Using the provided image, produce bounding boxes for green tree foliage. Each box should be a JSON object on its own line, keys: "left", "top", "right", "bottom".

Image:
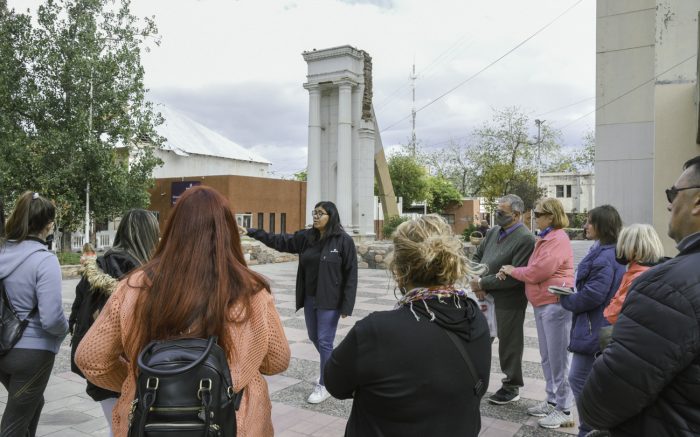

{"left": 426, "top": 176, "right": 462, "bottom": 213}
{"left": 387, "top": 152, "right": 430, "bottom": 208}
{"left": 0, "top": 0, "right": 163, "bottom": 231}
{"left": 292, "top": 169, "right": 307, "bottom": 181}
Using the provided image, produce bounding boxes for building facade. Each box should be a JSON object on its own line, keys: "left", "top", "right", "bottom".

{"left": 597, "top": 0, "right": 700, "bottom": 253}
{"left": 540, "top": 172, "right": 595, "bottom": 213}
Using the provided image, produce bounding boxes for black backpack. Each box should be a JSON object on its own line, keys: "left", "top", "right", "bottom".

{"left": 128, "top": 336, "right": 243, "bottom": 437}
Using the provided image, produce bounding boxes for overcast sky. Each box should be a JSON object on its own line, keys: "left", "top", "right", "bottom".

{"left": 10, "top": 0, "right": 596, "bottom": 177}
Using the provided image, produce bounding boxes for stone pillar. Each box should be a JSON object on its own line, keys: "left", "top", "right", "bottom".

{"left": 304, "top": 83, "right": 322, "bottom": 227}
{"left": 336, "top": 80, "right": 353, "bottom": 228}
{"left": 358, "top": 121, "right": 376, "bottom": 237}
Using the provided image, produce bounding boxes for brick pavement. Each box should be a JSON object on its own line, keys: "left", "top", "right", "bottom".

{"left": 0, "top": 241, "right": 594, "bottom": 436}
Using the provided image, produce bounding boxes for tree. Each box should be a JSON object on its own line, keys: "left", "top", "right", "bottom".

{"left": 0, "top": 0, "right": 163, "bottom": 233}
{"left": 426, "top": 176, "right": 462, "bottom": 213}
{"left": 387, "top": 152, "right": 430, "bottom": 208}
{"left": 292, "top": 169, "right": 307, "bottom": 181}
{"left": 574, "top": 129, "right": 595, "bottom": 171}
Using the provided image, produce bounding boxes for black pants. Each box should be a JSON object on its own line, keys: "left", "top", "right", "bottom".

{"left": 0, "top": 348, "right": 56, "bottom": 437}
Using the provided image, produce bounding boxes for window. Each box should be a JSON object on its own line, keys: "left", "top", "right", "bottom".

{"left": 441, "top": 214, "right": 455, "bottom": 224}
{"left": 566, "top": 185, "right": 572, "bottom": 198}
{"left": 269, "top": 213, "right": 275, "bottom": 233}
{"left": 257, "top": 213, "right": 264, "bottom": 229}
{"left": 281, "top": 213, "right": 287, "bottom": 234}
{"left": 556, "top": 185, "right": 564, "bottom": 198}
{"left": 235, "top": 214, "right": 252, "bottom": 228}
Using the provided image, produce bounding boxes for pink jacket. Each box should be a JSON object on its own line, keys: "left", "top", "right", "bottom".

{"left": 510, "top": 228, "right": 574, "bottom": 307}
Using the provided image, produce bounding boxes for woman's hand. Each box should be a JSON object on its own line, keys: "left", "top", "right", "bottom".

{"left": 499, "top": 265, "right": 515, "bottom": 277}
{"left": 238, "top": 226, "right": 248, "bottom": 237}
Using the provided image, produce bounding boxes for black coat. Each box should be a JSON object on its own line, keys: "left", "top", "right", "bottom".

{"left": 247, "top": 228, "right": 358, "bottom": 315}
{"left": 69, "top": 250, "right": 139, "bottom": 401}
{"left": 324, "top": 297, "right": 491, "bottom": 437}
{"left": 580, "top": 232, "right": 700, "bottom": 436}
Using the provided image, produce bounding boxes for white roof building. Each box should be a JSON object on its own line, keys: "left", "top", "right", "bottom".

{"left": 151, "top": 105, "right": 271, "bottom": 179}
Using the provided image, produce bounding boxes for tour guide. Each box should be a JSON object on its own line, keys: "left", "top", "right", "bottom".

{"left": 245, "top": 201, "right": 358, "bottom": 405}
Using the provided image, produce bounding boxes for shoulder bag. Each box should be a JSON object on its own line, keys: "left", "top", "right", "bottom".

{"left": 0, "top": 278, "right": 38, "bottom": 355}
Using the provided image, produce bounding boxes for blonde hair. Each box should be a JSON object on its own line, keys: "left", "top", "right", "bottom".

{"left": 389, "top": 214, "right": 485, "bottom": 288}
{"left": 616, "top": 224, "right": 664, "bottom": 264}
{"left": 537, "top": 197, "right": 569, "bottom": 229}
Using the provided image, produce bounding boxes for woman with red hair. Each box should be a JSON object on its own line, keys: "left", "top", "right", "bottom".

{"left": 76, "top": 186, "right": 290, "bottom": 437}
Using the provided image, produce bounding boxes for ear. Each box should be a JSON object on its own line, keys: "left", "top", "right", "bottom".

{"left": 692, "top": 192, "right": 700, "bottom": 216}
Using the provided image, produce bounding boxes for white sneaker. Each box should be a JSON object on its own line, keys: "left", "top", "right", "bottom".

{"left": 538, "top": 409, "right": 575, "bottom": 429}
{"left": 527, "top": 400, "right": 556, "bottom": 417}
{"left": 307, "top": 384, "right": 331, "bottom": 404}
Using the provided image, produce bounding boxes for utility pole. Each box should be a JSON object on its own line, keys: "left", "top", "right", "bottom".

{"left": 409, "top": 63, "right": 417, "bottom": 156}
{"left": 530, "top": 119, "right": 545, "bottom": 233}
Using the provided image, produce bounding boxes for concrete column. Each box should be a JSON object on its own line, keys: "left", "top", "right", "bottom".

{"left": 304, "top": 83, "right": 322, "bottom": 227}
{"left": 336, "top": 81, "right": 353, "bottom": 228}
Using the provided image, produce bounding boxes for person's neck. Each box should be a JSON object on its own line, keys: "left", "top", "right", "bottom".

{"left": 502, "top": 220, "right": 519, "bottom": 231}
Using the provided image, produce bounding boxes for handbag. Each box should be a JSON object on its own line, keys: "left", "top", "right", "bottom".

{"left": 466, "top": 291, "right": 497, "bottom": 337}
{"left": 0, "top": 278, "right": 38, "bottom": 356}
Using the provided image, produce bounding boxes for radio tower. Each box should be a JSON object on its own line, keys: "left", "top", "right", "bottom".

{"left": 409, "top": 63, "right": 417, "bottom": 156}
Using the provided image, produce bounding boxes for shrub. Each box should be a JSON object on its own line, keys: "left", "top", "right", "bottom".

{"left": 382, "top": 215, "right": 409, "bottom": 240}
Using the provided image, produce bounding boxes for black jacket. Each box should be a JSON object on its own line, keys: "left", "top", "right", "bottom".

{"left": 324, "top": 297, "right": 491, "bottom": 437}
{"left": 580, "top": 232, "right": 700, "bottom": 436}
{"left": 247, "top": 228, "right": 358, "bottom": 315}
{"left": 69, "top": 249, "right": 139, "bottom": 401}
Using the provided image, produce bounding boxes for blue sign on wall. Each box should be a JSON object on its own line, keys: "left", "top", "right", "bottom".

{"left": 171, "top": 181, "right": 201, "bottom": 206}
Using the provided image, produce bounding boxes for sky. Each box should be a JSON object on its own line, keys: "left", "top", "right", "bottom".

{"left": 9, "top": 0, "right": 597, "bottom": 177}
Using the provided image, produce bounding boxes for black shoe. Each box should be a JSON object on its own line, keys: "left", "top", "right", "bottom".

{"left": 488, "top": 388, "right": 520, "bottom": 405}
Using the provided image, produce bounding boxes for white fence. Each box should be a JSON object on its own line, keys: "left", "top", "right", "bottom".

{"left": 70, "top": 230, "right": 116, "bottom": 252}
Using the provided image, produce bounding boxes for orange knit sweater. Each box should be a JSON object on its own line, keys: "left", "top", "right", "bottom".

{"left": 75, "top": 272, "right": 291, "bottom": 437}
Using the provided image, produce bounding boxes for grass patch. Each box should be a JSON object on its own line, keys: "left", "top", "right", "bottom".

{"left": 56, "top": 252, "right": 81, "bottom": 265}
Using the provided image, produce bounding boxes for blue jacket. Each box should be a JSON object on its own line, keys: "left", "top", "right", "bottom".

{"left": 560, "top": 242, "right": 624, "bottom": 355}
{"left": 0, "top": 239, "right": 68, "bottom": 353}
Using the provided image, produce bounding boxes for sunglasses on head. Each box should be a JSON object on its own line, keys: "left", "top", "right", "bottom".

{"left": 665, "top": 185, "right": 700, "bottom": 203}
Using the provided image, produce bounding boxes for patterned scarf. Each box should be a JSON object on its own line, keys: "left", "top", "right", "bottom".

{"left": 395, "top": 286, "right": 469, "bottom": 321}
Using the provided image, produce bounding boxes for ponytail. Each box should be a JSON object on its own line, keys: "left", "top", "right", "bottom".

{"left": 4, "top": 191, "right": 56, "bottom": 243}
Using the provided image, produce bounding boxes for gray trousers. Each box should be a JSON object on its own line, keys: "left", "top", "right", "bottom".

{"left": 534, "top": 303, "right": 575, "bottom": 411}
{"left": 495, "top": 302, "right": 527, "bottom": 391}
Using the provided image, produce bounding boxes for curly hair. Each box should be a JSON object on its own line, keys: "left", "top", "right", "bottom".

{"left": 389, "top": 214, "right": 486, "bottom": 289}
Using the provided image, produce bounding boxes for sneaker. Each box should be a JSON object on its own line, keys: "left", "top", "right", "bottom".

{"left": 307, "top": 384, "right": 331, "bottom": 404}
{"left": 488, "top": 388, "right": 520, "bottom": 405}
{"left": 538, "top": 409, "right": 575, "bottom": 429}
{"left": 527, "top": 400, "right": 556, "bottom": 417}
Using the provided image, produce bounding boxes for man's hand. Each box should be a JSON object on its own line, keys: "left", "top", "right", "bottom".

{"left": 475, "top": 290, "right": 487, "bottom": 301}
{"left": 469, "top": 277, "right": 481, "bottom": 292}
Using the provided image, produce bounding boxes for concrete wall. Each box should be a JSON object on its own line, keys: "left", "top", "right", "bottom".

{"left": 596, "top": 0, "right": 700, "bottom": 254}
{"left": 149, "top": 175, "right": 306, "bottom": 233}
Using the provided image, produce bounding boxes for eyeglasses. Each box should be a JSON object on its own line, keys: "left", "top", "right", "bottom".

{"left": 312, "top": 211, "right": 327, "bottom": 218}
{"left": 665, "top": 185, "right": 700, "bottom": 203}
{"left": 533, "top": 211, "right": 550, "bottom": 218}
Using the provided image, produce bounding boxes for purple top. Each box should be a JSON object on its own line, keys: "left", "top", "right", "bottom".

{"left": 498, "top": 222, "right": 525, "bottom": 242}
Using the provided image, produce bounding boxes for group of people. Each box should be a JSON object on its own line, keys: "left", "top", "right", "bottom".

{"left": 0, "top": 155, "right": 698, "bottom": 436}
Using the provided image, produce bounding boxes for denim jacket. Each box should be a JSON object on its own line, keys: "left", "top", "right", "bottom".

{"left": 560, "top": 242, "right": 625, "bottom": 355}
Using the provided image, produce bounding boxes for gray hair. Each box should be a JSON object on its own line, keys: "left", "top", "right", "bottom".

{"left": 112, "top": 209, "right": 160, "bottom": 265}
{"left": 499, "top": 194, "right": 525, "bottom": 214}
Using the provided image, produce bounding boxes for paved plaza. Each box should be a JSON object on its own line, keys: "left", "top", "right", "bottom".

{"left": 0, "top": 241, "right": 594, "bottom": 436}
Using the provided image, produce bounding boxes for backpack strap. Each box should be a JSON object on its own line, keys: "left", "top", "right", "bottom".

{"left": 441, "top": 328, "right": 486, "bottom": 397}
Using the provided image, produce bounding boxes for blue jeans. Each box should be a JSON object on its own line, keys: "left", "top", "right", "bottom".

{"left": 569, "top": 352, "right": 596, "bottom": 437}
{"left": 304, "top": 295, "right": 341, "bottom": 386}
